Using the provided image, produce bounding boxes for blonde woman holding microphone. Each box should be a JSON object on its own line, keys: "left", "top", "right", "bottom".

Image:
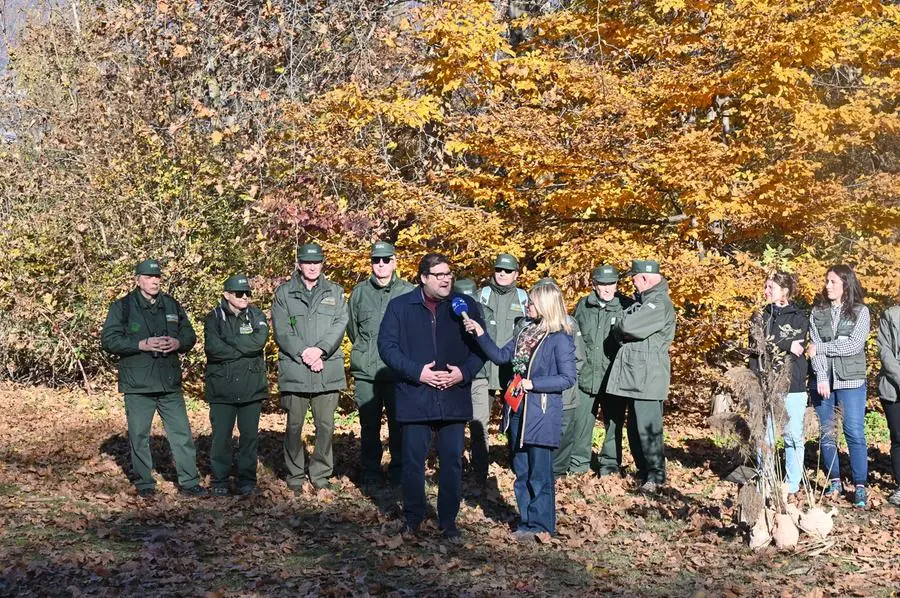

{"left": 464, "top": 282, "right": 576, "bottom": 541}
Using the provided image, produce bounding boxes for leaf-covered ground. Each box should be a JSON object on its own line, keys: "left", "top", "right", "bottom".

{"left": 1, "top": 384, "right": 898, "bottom": 597}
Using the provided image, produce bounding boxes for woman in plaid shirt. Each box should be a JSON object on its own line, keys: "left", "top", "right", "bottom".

{"left": 807, "top": 265, "right": 871, "bottom": 508}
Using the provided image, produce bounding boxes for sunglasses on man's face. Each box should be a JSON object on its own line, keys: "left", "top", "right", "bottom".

{"left": 495, "top": 268, "right": 515, "bottom": 274}
{"left": 371, "top": 257, "right": 393, "bottom": 265}
{"left": 232, "top": 291, "right": 252, "bottom": 299}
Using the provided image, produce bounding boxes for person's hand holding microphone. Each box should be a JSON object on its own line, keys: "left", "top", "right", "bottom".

{"left": 452, "top": 297, "right": 484, "bottom": 337}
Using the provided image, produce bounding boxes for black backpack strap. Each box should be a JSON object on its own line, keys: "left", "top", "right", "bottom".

{"left": 119, "top": 293, "right": 131, "bottom": 329}
{"left": 215, "top": 306, "right": 226, "bottom": 338}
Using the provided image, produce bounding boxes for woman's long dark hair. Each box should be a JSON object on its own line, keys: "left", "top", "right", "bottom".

{"left": 813, "top": 264, "right": 866, "bottom": 322}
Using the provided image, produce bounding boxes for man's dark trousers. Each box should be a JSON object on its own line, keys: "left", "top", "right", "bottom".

{"left": 627, "top": 399, "right": 666, "bottom": 484}
{"left": 209, "top": 400, "right": 262, "bottom": 488}
{"left": 402, "top": 421, "right": 466, "bottom": 531}
{"left": 597, "top": 395, "right": 628, "bottom": 475}
{"left": 356, "top": 380, "right": 402, "bottom": 484}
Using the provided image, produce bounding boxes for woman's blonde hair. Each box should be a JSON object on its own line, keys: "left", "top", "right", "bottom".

{"left": 529, "top": 283, "right": 572, "bottom": 334}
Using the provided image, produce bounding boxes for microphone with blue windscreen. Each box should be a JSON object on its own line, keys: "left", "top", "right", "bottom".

{"left": 451, "top": 297, "right": 474, "bottom": 333}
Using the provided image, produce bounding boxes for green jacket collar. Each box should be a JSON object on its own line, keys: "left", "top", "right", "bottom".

{"left": 290, "top": 272, "right": 325, "bottom": 295}
{"left": 133, "top": 287, "right": 163, "bottom": 310}
{"left": 369, "top": 273, "right": 399, "bottom": 291}
{"left": 638, "top": 278, "right": 669, "bottom": 303}
{"left": 489, "top": 280, "right": 517, "bottom": 295}
{"left": 218, "top": 298, "right": 249, "bottom": 319}
{"left": 586, "top": 292, "right": 622, "bottom": 309}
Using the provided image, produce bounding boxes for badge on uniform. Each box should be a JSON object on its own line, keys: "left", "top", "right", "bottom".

{"left": 510, "top": 303, "right": 523, "bottom": 312}
{"left": 646, "top": 303, "right": 656, "bottom": 309}
{"left": 611, "top": 318, "right": 616, "bottom": 325}
{"left": 239, "top": 323, "right": 253, "bottom": 335}
{"left": 320, "top": 296, "right": 336, "bottom": 306}
{"left": 166, "top": 314, "right": 179, "bottom": 322}
{"left": 129, "top": 322, "right": 141, "bottom": 332}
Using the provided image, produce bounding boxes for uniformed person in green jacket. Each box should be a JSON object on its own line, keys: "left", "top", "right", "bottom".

{"left": 452, "top": 278, "right": 492, "bottom": 483}
{"left": 347, "top": 241, "right": 414, "bottom": 486}
{"left": 203, "top": 274, "right": 269, "bottom": 496}
{"left": 606, "top": 259, "right": 677, "bottom": 493}
{"left": 472, "top": 253, "right": 528, "bottom": 483}
{"left": 100, "top": 259, "right": 205, "bottom": 497}
{"left": 272, "top": 243, "right": 349, "bottom": 492}
{"left": 570, "top": 265, "right": 630, "bottom": 476}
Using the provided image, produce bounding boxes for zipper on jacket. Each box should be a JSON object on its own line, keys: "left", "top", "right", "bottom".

{"left": 431, "top": 313, "right": 437, "bottom": 357}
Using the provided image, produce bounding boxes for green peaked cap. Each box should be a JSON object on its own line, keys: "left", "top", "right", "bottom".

{"left": 629, "top": 259, "right": 660, "bottom": 275}
{"left": 371, "top": 241, "right": 394, "bottom": 258}
{"left": 494, "top": 253, "right": 519, "bottom": 270}
{"left": 135, "top": 259, "right": 162, "bottom": 275}
{"left": 297, "top": 243, "right": 324, "bottom": 262}
{"left": 452, "top": 278, "right": 477, "bottom": 297}
{"left": 591, "top": 265, "right": 619, "bottom": 284}
{"left": 224, "top": 273, "right": 251, "bottom": 292}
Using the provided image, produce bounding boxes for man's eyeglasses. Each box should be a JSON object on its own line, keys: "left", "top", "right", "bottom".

{"left": 232, "top": 291, "right": 252, "bottom": 299}
{"left": 371, "top": 257, "right": 393, "bottom": 265}
{"left": 427, "top": 271, "right": 453, "bottom": 281}
{"left": 495, "top": 268, "right": 515, "bottom": 274}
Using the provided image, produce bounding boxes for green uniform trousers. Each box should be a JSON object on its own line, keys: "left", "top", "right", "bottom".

{"left": 209, "top": 400, "right": 262, "bottom": 489}
{"left": 468, "top": 378, "right": 493, "bottom": 479}
{"left": 124, "top": 392, "right": 200, "bottom": 490}
{"left": 553, "top": 407, "right": 577, "bottom": 475}
{"left": 282, "top": 391, "right": 339, "bottom": 488}
{"left": 627, "top": 398, "right": 666, "bottom": 484}
{"left": 554, "top": 390, "right": 597, "bottom": 475}
{"left": 597, "top": 394, "right": 628, "bottom": 476}
{"left": 355, "top": 380, "right": 401, "bottom": 484}
{"left": 568, "top": 388, "right": 596, "bottom": 474}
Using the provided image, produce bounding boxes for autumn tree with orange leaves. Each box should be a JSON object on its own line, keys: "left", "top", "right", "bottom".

{"left": 1, "top": 0, "right": 897, "bottom": 406}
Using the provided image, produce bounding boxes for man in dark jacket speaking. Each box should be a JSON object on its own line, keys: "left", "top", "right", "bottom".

{"left": 377, "top": 253, "right": 486, "bottom": 539}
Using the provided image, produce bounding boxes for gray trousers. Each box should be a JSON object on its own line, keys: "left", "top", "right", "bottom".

{"left": 282, "top": 391, "right": 339, "bottom": 488}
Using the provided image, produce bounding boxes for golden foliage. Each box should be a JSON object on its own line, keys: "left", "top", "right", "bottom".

{"left": 1, "top": 0, "right": 898, "bottom": 402}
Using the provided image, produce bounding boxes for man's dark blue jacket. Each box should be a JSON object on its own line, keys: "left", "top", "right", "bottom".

{"left": 378, "top": 288, "right": 486, "bottom": 423}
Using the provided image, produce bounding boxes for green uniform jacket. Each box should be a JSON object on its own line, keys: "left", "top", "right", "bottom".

{"left": 272, "top": 273, "right": 348, "bottom": 393}
{"left": 563, "top": 316, "right": 587, "bottom": 410}
{"left": 347, "top": 274, "right": 415, "bottom": 381}
{"left": 877, "top": 306, "right": 900, "bottom": 403}
{"left": 479, "top": 285, "right": 528, "bottom": 389}
{"left": 101, "top": 289, "right": 196, "bottom": 394}
{"left": 203, "top": 300, "right": 269, "bottom": 403}
{"left": 606, "top": 279, "right": 676, "bottom": 401}
{"left": 473, "top": 301, "right": 494, "bottom": 380}
{"left": 573, "top": 293, "right": 629, "bottom": 395}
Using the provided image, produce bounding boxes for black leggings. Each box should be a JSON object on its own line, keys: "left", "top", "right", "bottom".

{"left": 883, "top": 400, "right": 900, "bottom": 486}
